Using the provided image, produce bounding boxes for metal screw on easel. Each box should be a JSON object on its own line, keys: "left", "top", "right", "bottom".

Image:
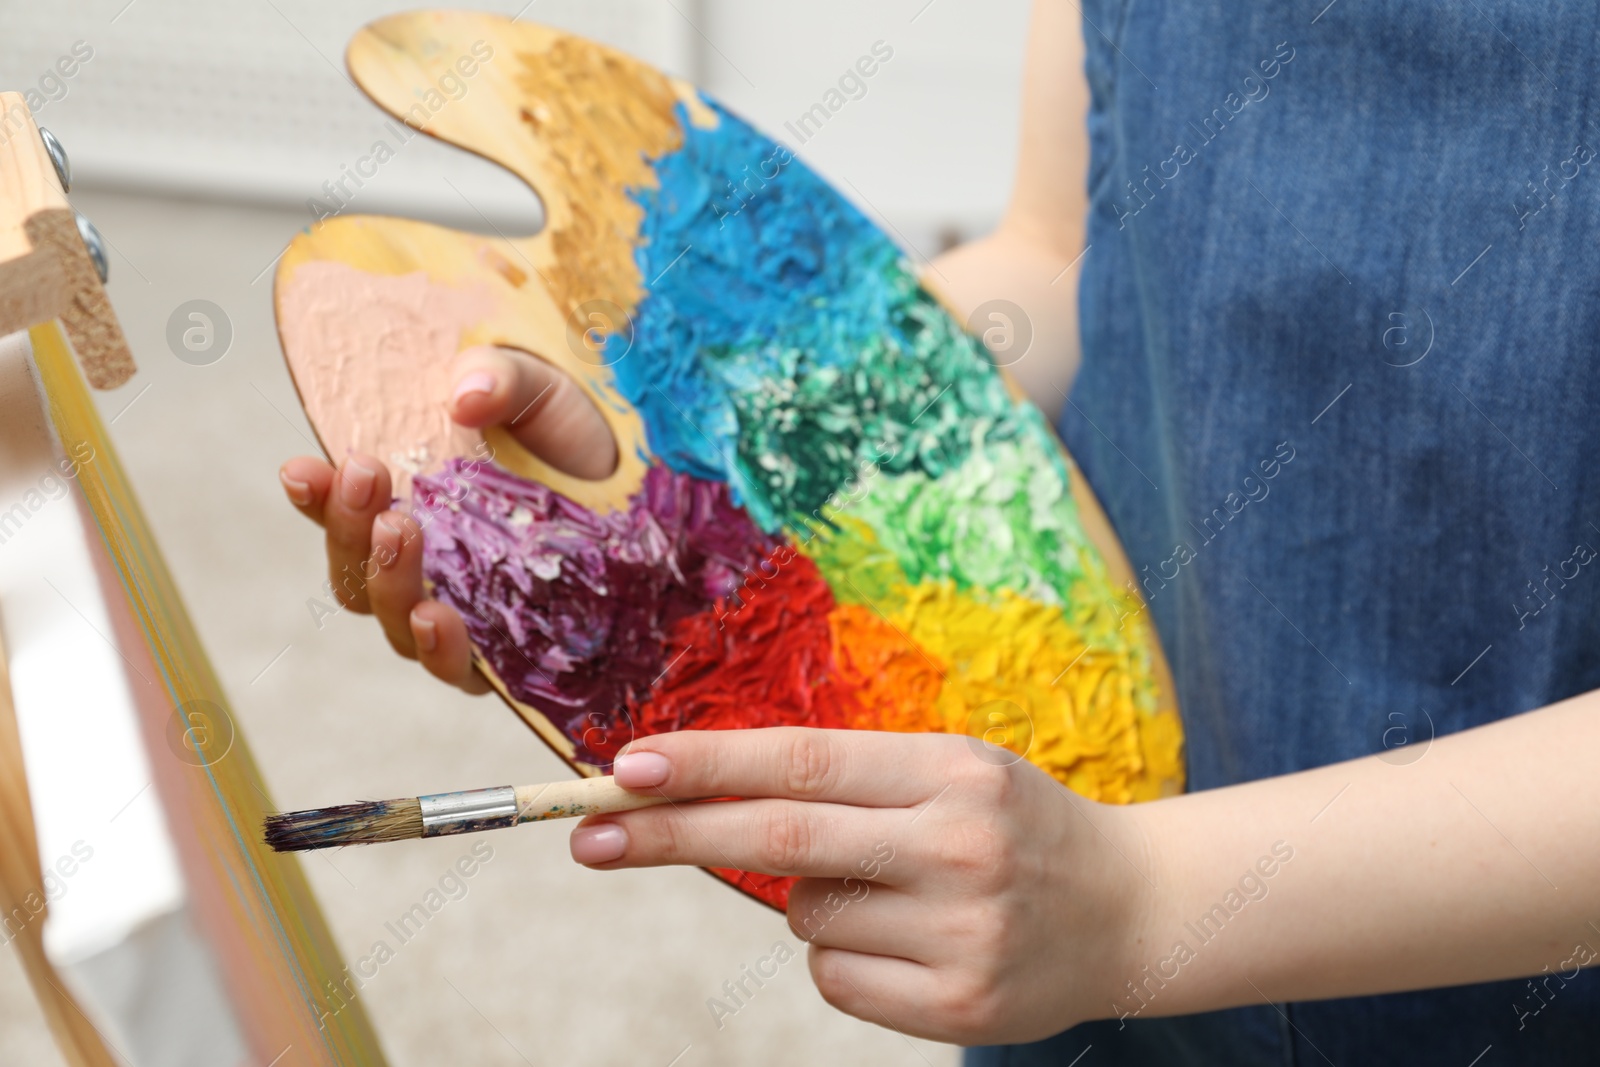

{"left": 38, "top": 125, "right": 70, "bottom": 193}
{"left": 74, "top": 213, "right": 109, "bottom": 284}
{"left": 37, "top": 127, "right": 108, "bottom": 285}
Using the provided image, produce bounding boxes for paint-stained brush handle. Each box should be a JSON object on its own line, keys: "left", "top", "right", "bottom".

{"left": 515, "top": 776, "right": 673, "bottom": 822}
{"left": 418, "top": 777, "right": 673, "bottom": 838}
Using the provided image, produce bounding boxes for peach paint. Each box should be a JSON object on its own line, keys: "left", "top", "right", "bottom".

{"left": 277, "top": 260, "right": 494, "bottom": 494}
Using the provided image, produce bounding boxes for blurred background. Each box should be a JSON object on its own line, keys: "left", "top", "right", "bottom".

{"left": 0, "top": 1, "right": 1029, "bottom": 1063}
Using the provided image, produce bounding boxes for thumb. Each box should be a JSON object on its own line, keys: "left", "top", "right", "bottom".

{"left": 447, "top": 345, "right": 617, "bottom": 481}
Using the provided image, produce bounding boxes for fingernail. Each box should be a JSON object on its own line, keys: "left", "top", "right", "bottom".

{"left": 451, "top": 371, "right": 497, "bottom": 405}
{"left": 373, "top": 514, "right": 402, "bottom": 568}
{"left": 613, "top": 751, "right": 670, "bottom": 789}
{"left": 570, "top": 823, "right": 626, "bottom": 865}
{"left": 279, "top": 469, "right": 312, "bottom": 507}
{"left": 411, "top": 612, "right": 437, "bottom": 653}
{"left": 340, "top": 459, "right": 377, "bottom": 509}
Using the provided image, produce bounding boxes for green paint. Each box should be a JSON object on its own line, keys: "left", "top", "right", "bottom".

{"left": 731, "top": 263, "right": 1027, "bottom": 531}
{"left": 797, "top": 512, "right": 909, "bottom": 609}
{"left": 803, "top": 416, "right": 1104, "bottom": 611}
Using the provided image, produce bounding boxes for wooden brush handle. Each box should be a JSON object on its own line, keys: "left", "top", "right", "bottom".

{"left": 513, "top": 777, "right": 672, "bottom": 823}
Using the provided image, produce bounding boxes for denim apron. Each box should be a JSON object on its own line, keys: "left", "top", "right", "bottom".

{"left": 970, "top": 1, "right": 1600, "bottom": 1063}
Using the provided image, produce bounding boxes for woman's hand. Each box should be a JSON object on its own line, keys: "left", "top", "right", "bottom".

{"left": 569, "top": 727, "right": 1154, "bottom": 1045}
{"left": 276, "top": 344, "right": 616, "bottom": 694}
{"left": 569, "top": 699, "right": 1600, "bottom": 1047}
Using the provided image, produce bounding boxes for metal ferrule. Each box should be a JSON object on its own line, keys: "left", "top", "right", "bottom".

{"left": 418, "top": 786, "right": 519, "bottom": 838}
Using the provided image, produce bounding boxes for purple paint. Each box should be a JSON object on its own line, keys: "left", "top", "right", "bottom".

{"left": 413, "top": 459, "right": 774, "bottom": 764}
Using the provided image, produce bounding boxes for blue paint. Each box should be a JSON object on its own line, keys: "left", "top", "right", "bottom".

{"left": 609, "top": 100, "right": 1032, "bottom": 532}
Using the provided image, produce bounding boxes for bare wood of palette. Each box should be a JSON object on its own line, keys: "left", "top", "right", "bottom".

{"left": 273, "top": 12, "right": 1183, "bottom": 800}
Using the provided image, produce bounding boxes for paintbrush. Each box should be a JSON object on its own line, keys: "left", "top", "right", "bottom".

{"left": 263, "top": 776, "right": 671, "bottom": 852}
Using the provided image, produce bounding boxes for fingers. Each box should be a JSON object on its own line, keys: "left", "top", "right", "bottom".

{"left": 365, "top": 509, "right": 490, "bottom": 693}
{"left": 282, "top": 346, "right": 611, "bottom": 689}
{"left": 409, "top": 600, "right": 491, "bottom": 694}
{"left": 806, "top": 947, "right": 951, "bottom": 1038}
{"left": 448, "top": 345, "right": 617, "bottom": 480}
{"left": 786, "top": 879, "right": 924, "bottom": 959}
{"left": 569, "top": 799, "right": 905, "bottom": 882}
{"left": 320, "top": 454, "right": 391, "bottom": 614}
{"left": 611, "top": 728, "right": 963, "bottom": 808}
{"left": 280, "top": 454, "right": 487, "bottom": 694}
{"left": 366, "top": 510, "right": 425, "bottom": 657}
{"left": 278, "top": 456, "right": 335, "bottom": 524}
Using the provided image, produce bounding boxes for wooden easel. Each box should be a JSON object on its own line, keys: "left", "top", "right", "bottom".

{"left": 0, "top": 91, "right": 385, "bottom": 1066}
{"left": 0, "top": 86, "right": 131, "bottom": 1067}
{"left": 0, "top": 91, "right": 132, "bottom": 388}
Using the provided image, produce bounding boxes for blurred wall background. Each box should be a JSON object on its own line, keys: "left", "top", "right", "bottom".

{"left": 3, "top": 0, "right": 1029, "bottom": 247}
{"left": 0, "top": 2, "right": 1030, "bottom": 1064}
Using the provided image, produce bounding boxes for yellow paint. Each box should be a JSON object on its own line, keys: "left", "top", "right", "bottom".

{"left": 509, "top": 36, "right": 691, "bottom": 318}
{"left": 830, "top": 582, "right": 1185, "bottom": 803}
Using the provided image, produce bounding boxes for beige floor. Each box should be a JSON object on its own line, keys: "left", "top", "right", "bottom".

{"left": 0, "top": 188, "right": 959, "bottom": 1067}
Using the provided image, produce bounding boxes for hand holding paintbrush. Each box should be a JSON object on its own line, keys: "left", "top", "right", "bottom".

{"left": 263, "top": 776, "right": 672, "bottom": 852}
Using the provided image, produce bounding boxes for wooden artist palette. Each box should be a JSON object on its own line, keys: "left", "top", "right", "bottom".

{"left": 274, "top": 10, "right": 1183, "bottom": 909}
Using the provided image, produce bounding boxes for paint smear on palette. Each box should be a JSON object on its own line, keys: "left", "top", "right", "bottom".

{"left": 278, "top": 261, "right": 491, "bottom": 493}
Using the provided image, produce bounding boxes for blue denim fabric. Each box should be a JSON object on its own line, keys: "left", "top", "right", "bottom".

{"left": 971, "top": 2, "right": 1600, "bottom": 1063}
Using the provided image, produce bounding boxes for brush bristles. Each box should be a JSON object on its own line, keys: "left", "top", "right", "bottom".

{"left": 263, "top": 798, "right": 424, "bottom": 852}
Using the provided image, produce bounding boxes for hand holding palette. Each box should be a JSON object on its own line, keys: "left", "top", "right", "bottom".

{"left": 273, "top": 10, "right": 1184, "bottom": 909}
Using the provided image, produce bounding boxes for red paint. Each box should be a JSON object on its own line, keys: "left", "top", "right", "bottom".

{"left": 712, "top": 867, "right": 793, "bottom": 910}
{"left": 630, "top": 552, "right": 858, "bottom": 736}
{"left": 628, "top": 551, "right": 862, "bottom": 908}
